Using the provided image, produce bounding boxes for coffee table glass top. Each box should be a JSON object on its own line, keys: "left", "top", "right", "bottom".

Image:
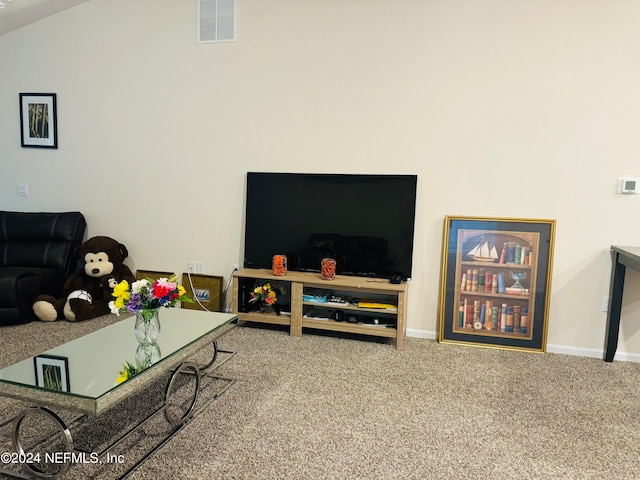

{"left": 0, "top": 308, "right": 237, "bottom": 414}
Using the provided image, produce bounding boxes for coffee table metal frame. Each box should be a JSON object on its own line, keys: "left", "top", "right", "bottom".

{"left": 0, "top": 314, "right": 238, "bottom": 480}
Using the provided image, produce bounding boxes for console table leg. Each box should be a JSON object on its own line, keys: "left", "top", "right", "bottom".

{"left": 605, "top": 252, "right": 625, "bottom": 362}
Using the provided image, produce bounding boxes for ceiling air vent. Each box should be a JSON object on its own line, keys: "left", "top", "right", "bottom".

{"left": 198, "top": 0, "right": 236, "bottom": 43}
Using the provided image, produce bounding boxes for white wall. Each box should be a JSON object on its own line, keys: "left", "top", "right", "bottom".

{"left": 1, "top": 0, "right": 640, "bottom": 358}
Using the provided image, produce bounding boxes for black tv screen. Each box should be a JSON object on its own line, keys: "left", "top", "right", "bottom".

{"left": 243, "top": 173, "right": 418, "bottom": 279}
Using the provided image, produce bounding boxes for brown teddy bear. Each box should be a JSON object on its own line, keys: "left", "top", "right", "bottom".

{"left": 33, "top": 236, "right": 135, "bottom": 322}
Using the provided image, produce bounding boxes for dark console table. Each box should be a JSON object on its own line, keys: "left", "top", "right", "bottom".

{"left": 604, "top": 246, "right": 640, "bottom": 362}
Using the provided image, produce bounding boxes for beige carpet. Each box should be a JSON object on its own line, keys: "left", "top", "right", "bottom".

{"left": 2, "top": 316, "right": 640, "bottom": 479}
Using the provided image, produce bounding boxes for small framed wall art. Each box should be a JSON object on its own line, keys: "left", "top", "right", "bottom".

{"left": 181, "top": 273, "right": 223, "bottom": 312}
{"left": 19, "top": 93, "right": 58, "bottom": 149}
{"left": 438, "top": 216, "right": 556, "bottom": 353}
{"left": 34, "top": 354, "right": 70, "bottom": 392}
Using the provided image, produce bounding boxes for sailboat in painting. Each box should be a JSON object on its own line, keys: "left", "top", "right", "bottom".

{"left": 467, "top": 240, "right": 499, "bottom": 262}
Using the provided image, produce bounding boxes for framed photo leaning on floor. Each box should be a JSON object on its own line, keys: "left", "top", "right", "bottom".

{"left": 182, "top": 273, "right": 223, "bottom": 312}
{"left": 438, "top": 216, "right": 556, "bottom": 353}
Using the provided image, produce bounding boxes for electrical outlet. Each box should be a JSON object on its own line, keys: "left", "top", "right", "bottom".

{"left": 233, "top": 263, "right": 240, "bottom": 272}
{"left": 188, "top": 261, "right": 196, "bottom": 273}
{"left": 196, "top": 262, "right": 205, "bottom": 274}
{"left": 602, "top": 296, "right": 610, "bottom": 313}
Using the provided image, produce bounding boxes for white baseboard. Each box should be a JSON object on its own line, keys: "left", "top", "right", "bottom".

{"left": 612, "top": 351, "right": 640, "bottom": 363}
{"left": 546, "top": 343, "right": 640, "bottom": 363}
{"left": 406, "top": 328, "right": 436, "bottom": 340}
{"left": 545, "top": 343, "right": 603, "bottom": 359}
{"left": 405, "top": 330, "right": 640, "bottom": 363}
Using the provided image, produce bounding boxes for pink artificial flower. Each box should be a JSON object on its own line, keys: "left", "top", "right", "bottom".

{"left": 153, "top": 278, "right": 176, "bottom": 299}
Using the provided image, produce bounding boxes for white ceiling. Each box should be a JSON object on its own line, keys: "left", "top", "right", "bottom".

{"left": 0, "top": 0, "right": 90, "bottom": 36}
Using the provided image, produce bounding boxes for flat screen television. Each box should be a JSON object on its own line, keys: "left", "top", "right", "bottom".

{"left": 243, "top": 173, "right": 418, "bottom": 280}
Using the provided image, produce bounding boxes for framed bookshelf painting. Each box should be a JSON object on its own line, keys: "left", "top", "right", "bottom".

{"left": 438, "top": 216, "right": 556, "bottom": 353}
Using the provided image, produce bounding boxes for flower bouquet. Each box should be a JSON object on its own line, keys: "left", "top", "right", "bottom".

{"left": 110, "top": 274, "right": 192, "bottom": 345}
{"left": 116, "top": 361, "right": 139, "bottom": 384}
{"left": 249, "top": 283, "right": 282, "bottom": 315}
{"left": 109, "top": 274, "right": 192, "bottom": 319}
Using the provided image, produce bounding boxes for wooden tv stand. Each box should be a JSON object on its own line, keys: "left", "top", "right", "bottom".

{"left": 232, "top": 269, "right": 408, "bottom": 349}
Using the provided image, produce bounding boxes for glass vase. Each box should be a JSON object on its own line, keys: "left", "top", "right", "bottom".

{"left": 134, "top": 308, "right": 161, "bottom": 345}
{"left": 135, "top": 343, "right": 162, "bottom": 371}
{"left": 260, "top": 303, "right": 273, "bottom": 314}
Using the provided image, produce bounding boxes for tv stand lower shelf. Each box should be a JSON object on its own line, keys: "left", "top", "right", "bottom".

{"left": 232, "top": 269, "right": 408, "bottom": 349}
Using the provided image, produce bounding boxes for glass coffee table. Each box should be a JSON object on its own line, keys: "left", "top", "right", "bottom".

{"left": 0, "top": 308, "right": 238, "bottom": 479}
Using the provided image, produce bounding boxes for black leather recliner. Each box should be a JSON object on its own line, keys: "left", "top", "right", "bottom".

{"left": 0, "top": 211, "right": 86, "bottom": 325}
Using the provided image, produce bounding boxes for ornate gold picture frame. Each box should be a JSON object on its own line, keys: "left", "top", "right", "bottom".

{"left": 438, "top": 216, "right": 556, "bottom": 353}
{"left": 135, "top": 270, "right": 174, "bottom": 282}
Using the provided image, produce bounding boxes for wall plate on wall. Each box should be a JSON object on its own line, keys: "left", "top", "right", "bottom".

{"left": 617, "top": 177, "right": 640, "bottom": 194}
{"left": 198, "top": 0, "right": 236, "bottom": 43}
